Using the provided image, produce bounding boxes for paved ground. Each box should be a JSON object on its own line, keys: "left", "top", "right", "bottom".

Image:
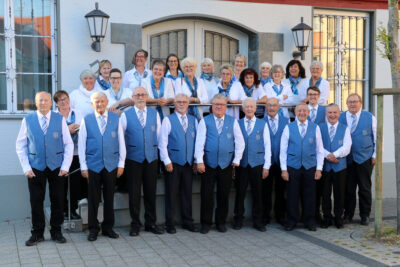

{"left": 0, "top": 198, "right": 397, "bottom": 267}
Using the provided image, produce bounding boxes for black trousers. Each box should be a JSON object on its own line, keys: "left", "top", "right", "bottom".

{"left": 126, "top": 159, "right": 158, "bottom": 227}
{"left": 286, "top": 166, "right": 316, "bottom": 227}
{"left": 201, "top": 165, "right": 233, "bottom": 226}
{"left": 234, "top": 165, "right": 264, "bottom": 226}
{"left": 262, "top": 164, "right": 286, "bottom": 223}
{"left": 321, "top": 169, "right": 346, "bottom": 219}
{"left": 344, "top": 159, "right": 373, "bottom": 219}
{"left": 165, "top": 163, "right": 194, "bottom": 227}
{"left": 29, "top": 167, "right": 64, "bottom": 235}
{"left": 87, "top": 168, "right": 116, "bottom": 233}
{"left": 315, "top": 178, "right": 323, "bottom": 218}
{"left": 64, "top": 155, "right": 87, "bottom": 213}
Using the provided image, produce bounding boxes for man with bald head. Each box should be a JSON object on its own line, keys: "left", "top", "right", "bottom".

{"left": 280, "top": 103, "right": 324, "bottom": 231}
{"left": 262, "top": 97, "right": 289, "bottom": 225}
{"left": 78, "top": 91, "right": 126, "bottom": 241}
{"left": 121, "top": 86, "right": 164, "bottom": 236}
{"left": 16, "top": 92, "right": 74, "bottom": 246}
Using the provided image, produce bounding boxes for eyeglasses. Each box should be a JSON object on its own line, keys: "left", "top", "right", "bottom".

{"left": 110, "top": 77, "right": 121, "bottom": 80}
{"left": 348, "top": 100, "right": 360, "bottom": 104}
{"left": 175, "top": 101, "right": 188, "bottom": 105}
{"left": 57, "top": 97, "right": 69, "bottom": 103}
{"left": 168, "top": 60, "right": 178, "bottom": 63}
{"left": 307, "top": 93, "right": 320, "bottom": 96}
{"left": 136, "top": 55, "right": 146, "bottom": 59}
{"left": 133, "top": 94, "right": 147, "bottom": 98}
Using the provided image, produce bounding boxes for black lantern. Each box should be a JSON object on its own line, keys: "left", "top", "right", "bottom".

{"left": 291, "top": 17, "right": 313, "bottom": 60}
{"left": 85, "top": 2, "right": 110, "bottom": 52}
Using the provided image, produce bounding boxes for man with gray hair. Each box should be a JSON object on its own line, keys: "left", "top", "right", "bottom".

{"left": 158, "top": 93, "right": 199, "bottom": 234}
{"left": 78, "top": 91, "right": 126, "bottom": 241}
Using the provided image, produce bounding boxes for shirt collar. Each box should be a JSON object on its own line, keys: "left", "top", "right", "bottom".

{"left": 296, "top": 118, "right": 308, "bottom": 127}
{"left": 94, "top": 110, "right": 108, "bottom": 118}
{"left": 245, "top": 115, "right": 256, "bottom": 123}
{"left": 214, "top": 115, "right": 225, "bottom": 121}
{"left": 308, "top": 104, "right": 318, "bottom": 110}
{"left": 135, "top": 106, "right": 147, "bottom": 113}
{"left": 268, "top": 114, "right": 279, "bottom": 121}
{"left": 327, "top": 121, "right": 339, "bottom": 128}
{"left": 37, "top": 111, "right": 51, "bottom": 120}
{"left": 175, "top": 111, "right": 187, "bottom": 118}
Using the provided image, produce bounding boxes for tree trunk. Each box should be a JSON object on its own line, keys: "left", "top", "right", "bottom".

{"left": 388, "top": 0, "right": 400, "bottom": 234}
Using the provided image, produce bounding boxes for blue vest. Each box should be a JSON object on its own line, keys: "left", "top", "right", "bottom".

{"left": 124, "top": 108, "right": 158, "bottom": 163}
{"left": 287, "top": 121, "right": 317, "bottom": 170}
{"left": 85, "top": 112, "right": 120, "bottom": 173}
{"left": 203, "top": 114, "right": 235, "bottom": 169}
{"left": 339, "top": 111, "right": 374, "bottom": 164}
{"left": 320, "top": 122, "right": 347, "bottom": 172}
{"left": 239, "top": 118, "right": 266, "bottom": 168}
{"left": 167, "top": 113, "right": 196, "bottom": 166}
{"left": 25, "top": 112, "right": 64, "bottom": 171}
{"left": 308, "top": 105, "right": 326, "bottom": 125}
{"left": 264, "top": 115, "right": 288, "bottom": 166}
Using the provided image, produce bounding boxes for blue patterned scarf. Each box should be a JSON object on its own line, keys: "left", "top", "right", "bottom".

{"left": 97, "top": 77, "right": 111, "bottom": 90}
{"left": 166, "top": 70, "right": 183, "bottom": 80}
{"left": 66, "top": 110, "right": 78, "bottom": 143}
{"left": 133, "top": 69, "right": 149, "bottom": 86}
{"left": 184, "top": 76, "right": 201, "bottom": 121}
{"left": 243, "top": 85, "right": 255, "bottom": 97}
{"left": 109, "top": 88, "right": 123, "bottom": 102}
{"left": 288, "top": 76, "right": 301, "bottom": 95}
{"left": 218, "top": 80, "right": 234, "bottom": 97}
{"left": 309, "top": 77, "right": 322, "bottom": 88}
{"left": 260, "top": 76, "right": 271, "bottom": 86}
{"left": 272, "top": 84, "right": 283, "bottom": 96}
{"left": 200, "top": 72, "right": 214, "bottom": 81}
{"left": 150, "top": 76, "right": 165, "bottom": 120}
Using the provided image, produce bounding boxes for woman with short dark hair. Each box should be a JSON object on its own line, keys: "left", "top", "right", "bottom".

{"left": 239, "top": 68, "right": 266, "bottom": 117}
{"left": 283, "top": 59, "right": 308, "bottom": 104}
{"left": 122, "top": 49, "right": 151, "bottom": 90}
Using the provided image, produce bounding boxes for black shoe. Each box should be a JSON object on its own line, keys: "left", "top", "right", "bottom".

{"left": 216, "top": 224, "right": 227, "bottom": 233}
{"left": 70, "top": 211, "right": 81, "bottom": 220}
{"left": 254, "top": 224, "right": 266, "bottom": 232}
{"left": 276, "top": 218, "right": 285, "bottom": 226}
{"left": 51, "top": 232, "right": 66, "bottom": 244}
{"left": 200, "top": 225, "right": 210, "bottom": 234}
{"left": 284, "top": 224, "right": 295, "bottom": 231}
{"left": 306, "top": 225, "right": 317, "bottom": 231}
{"left": 343, "top": 215, "right": 353, "bottom": 224}
{"left": 25, "top": 234, "right": 44, "bottom": 246}
{"left": 335, "top": 218, "right": 344, "bottom": 229}
{"left": 232, "top": 220, "right": 242, "bottom": 230}
{"left": 166, "top": 226, "right": 177, "bottom": 234}
{"left": 144, "top": 225, "right": 164, "bottom": 235}
{"left": 320, "top": 218, "right": 332, "bottom": 229}
{"left": 129, "top": 226, "right": 140, "bottom": 237}
{"left": 87, "top": 231, "right": 98, "bottom": 241}
{"left": 182, "top": 224, "right": 199, "bottom": 233}
{"left": 360, "top": 217, "right": 370, "bottom": 226}
{"left": 315, "top": 213, "right": 323, "bottom": 224}
{"left": 102, "top": 229, "right": 119, "bottom": 239}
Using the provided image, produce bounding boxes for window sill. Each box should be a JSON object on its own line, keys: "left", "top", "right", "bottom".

{"left": 0, "top": 113, "right": 28, "bottom": 120}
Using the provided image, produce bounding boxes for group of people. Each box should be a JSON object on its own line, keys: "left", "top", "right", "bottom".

{"left": 15, "top": 50, "right": 376, "bottom": 247}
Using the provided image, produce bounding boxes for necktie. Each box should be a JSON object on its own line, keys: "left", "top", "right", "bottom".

{"left": 270, "top": 118, "right": 277, "bottom": 135}
{"left": 310, "top": 108, "right": 316, "bottom": 122}
{"left": 217, "top": 118, "right": 223, "bottom": 134}
{"left": 138, "top": 110, "right": 145, "bottom": 128}
{"left": 100, "top": 115, "right": 106, "bottom": 134}
{"left": 42, "top": 116, "right": 48, "bottom": 134}
{"left": 329, "top": 125, "right": 335, "bottom": 142}
{"left": 246, "top": 120, "right": 252, "bottom": 135}
{"left": 300, "top": 123, "right": 306, "bottom": 138}
{"left": 350, "top": 114, "right": 357, "bottom": 133}
{"left": 181, "top": 115, "right": 187, "bottom": 132}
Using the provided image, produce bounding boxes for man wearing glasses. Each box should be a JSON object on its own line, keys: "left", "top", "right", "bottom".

{"left": 340, "top": 93, "right": 376, "bottom": 226}
{"left": 120, "top": 87, "right": 164, "bottom": 236}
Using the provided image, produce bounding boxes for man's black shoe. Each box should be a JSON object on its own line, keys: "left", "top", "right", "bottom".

{"left": 144, "top": 225, "right": 164, "bottom": 235}
{"left": 102, "top": 229, "right": 119, "bottom": 239}
{"left": 343, "top": 215, "right": 353, "bottom": 224}
{"left": 335, "top": 218, "right": 344, "bottom": 229}
{"left": 129, "top": 226, "right": 140, "bottom": 237}
{"left": 182, "top": 224, "right": 199, "bottom": 232}
{"left": 232, "top": 220, "right": 242, "bottom": 230}
{"left": 200, "top": 225, "right": 210, "bottom": 234}
{"left": 25, "top": 234, "right": 44, "bottom": 246}
{"left": 216, "top": 224, "right": 227, "bottom": 233}
{"left": 284, "top": 224, "right": 295, "bottom": 231}
{"left": 166, "top": 226, "right": 177, "bottom": 234}
{"left": 254, "top": 225, "right": 266, "bottom": 232}
{"left": 51, "top": 232, "right": 66, "bottom": 244}
{"left": 360, "top": 217, "right": 370, "bottom": 226}
{"left": 87, "top": 231, "right": 98, "bottom": 241}
{"left": 307, "top": 225, "right": 317, "bottom": 231}
{"left": 320, "top": 218, "right": 332, "bottom": 228}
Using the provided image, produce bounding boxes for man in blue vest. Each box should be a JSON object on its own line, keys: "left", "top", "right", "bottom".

{"left": 280, "top": 103, "right": 324, "bottom": 231}
{"left": 320, "top": 104, "right": 352, "bottom": 228}
{"left": 16, "top": 92, "right": 74, "bottom": 246}
{"left": 307, "top": 86, "right": 326, "bottom": 223}
{"left": 263, "top": 97, "right": 289, "bottom": 225}
{"left": 195, "top": 94, "right": 245, "bottom": 234}
{"left": 78, "top": 92, "right": 125, "bottom": 241}
{"left": 121, "top": 87, "right": 164, "bottom": 236}
{"left": 340, "top": 93, "right": 376, "bottom": 225}
{"left": 159, "top": 93, "right": 199, "bottom": 234}
{"left": 233, "top": 98, "right": 271, "bottom": 232}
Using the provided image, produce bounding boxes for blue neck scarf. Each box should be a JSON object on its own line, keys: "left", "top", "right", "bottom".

{"left": 260, "top": 76, "right": 271, "bottom": 86}
{"left": 243, "top": 85, "right": 255, "bottom": 97}
{"left": 288, "top": 76, "right": 301, "bottom": 95}
{"left": 109, "top": 87, "right": 123, "bottom": 102}
{"left": 231, "top": 74, "right": 239, "bottom": 83}
{"left": 151, "top": 77, "right": 165, "bottom": 120}
{"left": 97, "top": 77, "right": 111, "bottom": 90}
{"left": 218, "top": 80, "right": 234, "bottom": 97}
{"left": 133, "top": 69, "right": 149, "bottom": 86}
{"left": 310, "top": 77, "right": 322, "bottom": 88}
{"left": 184, "top": 76, "right": 201, "bottom": 121}
{"left": 200, "top": 72, "right": 214, "bottom": 81}
{"left": 66, "top": 110, "right": 78, "bottom": 142}
{"left": 272, "top": 84, "right": 283, "bottom": 96}
{"left": 166, "top": 70, "right": 183, "bottom": 81}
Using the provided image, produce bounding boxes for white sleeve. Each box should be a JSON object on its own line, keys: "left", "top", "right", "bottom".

{"left": 60, "top": 118, "right": 74, "bottom": 172}
{"left": 15, "top": 118, "right": 31, "bottom": 174}
{"left": 279, "top": 125, "right": 289, "bottom": 171}
{"left": 118, "top": 117, "right": 126, "bottom": 168}
{"left": 78, "top": 118, "right": 88, "bottom": 171}
{"left": 316, "top": 126, "right": 324, "bottom": 171}
{"left": 122, "top": 71, "right": 130, "bottom": 89}
{"left": 197, "top": 79, "right": 209, "bottom": 104}
{"left": 194, "top": 119, "right": 207, "bottom": 164}
{"left": 156, "top": 112, "right": 162, "bottom": 142}
{"left": 372, "top": 114, "right": 377, "bottom": 158}
{"left": 318, "top": 79, "right": 330, "bottom": 105}
{"left": 263, "top": 123, "right": 272, "bottom": 169}
{"left": 333, "top": 127, "right": 352, "bottom": 158}
{"left": 120, "top": 112, "right": 127, "bottom": 131}
{"left": 232, "top": 120, "right": 245, "bottom": 164}
{"left": 164, "top": 78, "right": 175, "bottom": 99}
{"left": 158, "top": 117, "right": 172, "bottom": 165}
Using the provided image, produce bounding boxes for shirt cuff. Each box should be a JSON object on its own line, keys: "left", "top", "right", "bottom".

{"left": 333, "top": 151, "right": 340, "bottom": 158}
{"left": 317, "top": 165, "right": 323, "bottom": 171}
{"left": 80, "top": 163, "right": 88, "bottom": 171}
{"left": 163, "top": 158, "right": 172, "bottom": 166}
{"left": 118, "top": 161, "right": 125, "bottom": 168}
{"left": 281, "top": 165, "right": 287, "bottom": 171}
{"left": 263, "top": 163, "right": 271, "bottom": 170}
{"left": 232, "top": 158, "right": 240, "bottom": 165}
{"left": 195, "top": 158, "right": 203, "bottom": 164}
{"left": 22, "top": 166, "right": 32, "bottom": 174}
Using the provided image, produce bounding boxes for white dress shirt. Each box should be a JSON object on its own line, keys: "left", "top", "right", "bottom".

{"left": 158, "top": 112, "right": 199, "bottom": 165}
{"left": 283, "top": 78, "right": 309, "bottom": 104}
{"left": 69, "top": 85, "right": 101, "bottom": 118}
{"left": 120, "top": 106, "right": 161, "bottom": 141}
{"left": 249, "top": 85, "right": 266, "bottom": 100}
{"left": 216, "top": 81, "right": 247, "bottom": 119}
{"left": 16, "top": 111, "right": 74, "bottom": 174}
{"left": 104, "top": 87, "right": 133, "bottom": 108}
{"left": 144, "top": 77, "right": 175, "bottom": 117}
{"left": 122, "top": 67, "right": 152, "bottom": 91}
{"left": 244, "top": 116, "right": 272, "bottom": 169}
{"left": 78, "top": 110, "right": 126, "bottom": 171}
{"left": 311, "top": 78, "right": 330, "bottom": 104}
{"left": 264, "top": 82, "right": 293, "bottom": 118}
{"left": 345, "top": 110, "right": 377, "bottom": 158}
{"left": 323, "top": 121, "right": 352, "bottom": 158}
{"left": 194, "top": 115, "right": 245, "bottom": 165}
{"left": 175, "top": 77, "right": 209, "bottom": 118}
{"left": 200, "top": 76, "right": 219, "bottom": 113}
{"left": 279, "top": 119, "right": 325, "bottom": 171}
